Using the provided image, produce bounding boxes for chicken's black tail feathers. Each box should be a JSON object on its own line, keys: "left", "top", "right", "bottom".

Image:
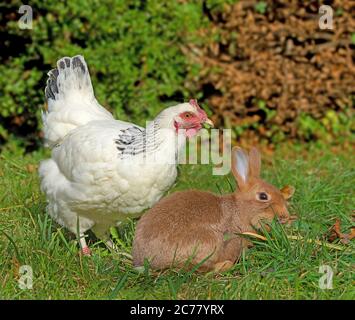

{"left": 45, "top": 55, "right": 94, "bottom": 102}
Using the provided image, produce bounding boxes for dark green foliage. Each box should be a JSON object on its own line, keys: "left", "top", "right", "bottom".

{"left": 0, "top": 0, "right": 211, "bottom": 150}
{"left": 1, "top": 1, "right": 353, "bottom": 151}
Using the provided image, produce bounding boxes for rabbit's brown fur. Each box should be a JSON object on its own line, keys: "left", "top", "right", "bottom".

{"left": 133, "top": 147, "right": 295, "bottom": 272}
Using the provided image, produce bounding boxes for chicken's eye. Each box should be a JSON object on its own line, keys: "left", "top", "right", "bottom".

{"left": 257, "top": 192, "right": 269, "bottom": 201}
{"left": 185, "top": 113, "right": 191, "bottom": 118}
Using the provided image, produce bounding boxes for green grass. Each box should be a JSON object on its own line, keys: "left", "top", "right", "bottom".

{"left": 0, "top": 146, "right": 354, "bottom": 299}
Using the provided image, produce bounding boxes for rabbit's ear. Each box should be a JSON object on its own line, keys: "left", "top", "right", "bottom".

{"left": 248, "top": 147, "right": 261, "bottom": 178}
{"left": 232, "top": 147, "right": 249, "bottom": 187}
{"left": 280, "top": 185, "right": 295, "bottom": 200}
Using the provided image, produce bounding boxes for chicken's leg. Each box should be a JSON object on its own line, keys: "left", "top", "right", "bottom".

{"left": 79, "top": 234, "right": 91, "bottom": 256}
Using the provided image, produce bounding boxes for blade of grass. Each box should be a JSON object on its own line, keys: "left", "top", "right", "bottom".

{"left": 108, "top": 273, "right": 129, "bottom": 299}
{"left": 0, "top": 230, "right": 23, "bottom": 265}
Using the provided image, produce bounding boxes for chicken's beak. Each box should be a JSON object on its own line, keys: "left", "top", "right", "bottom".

{"left": 203, "top": 118, "right": 214, "bottom": 128}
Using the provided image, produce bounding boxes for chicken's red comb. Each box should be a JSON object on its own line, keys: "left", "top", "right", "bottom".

{"left": 189, "top": 99, "right": 200, "bottom": 109}
{"left": 189, "top": 99, "right": 207, "bottom": 121}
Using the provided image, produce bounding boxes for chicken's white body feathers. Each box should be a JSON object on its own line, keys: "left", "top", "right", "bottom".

{"left": 39, "top": 56, "right": 187, "bottom": 239}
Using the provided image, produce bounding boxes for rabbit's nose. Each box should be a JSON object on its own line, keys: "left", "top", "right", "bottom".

{"left": 277, "top": 215, "right": 289, "bottom": 224}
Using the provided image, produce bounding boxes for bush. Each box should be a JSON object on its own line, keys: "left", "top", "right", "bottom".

{"left": 0, "top": 0, "right": 210, "bottom": 151}
{"left": 184, "top": 0, "right": 355, "bottom": 145}
{"left": 0, "top": 0, "right": 353, "bottom": 152}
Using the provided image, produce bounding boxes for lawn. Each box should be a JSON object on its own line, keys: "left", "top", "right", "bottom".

{"left": 0, "top": 145, "right": 354, "bottom": 299}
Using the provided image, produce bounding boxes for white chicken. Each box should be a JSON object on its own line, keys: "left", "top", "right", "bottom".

{"left": 39, "top": 55, "right": 213, "bottom": 255}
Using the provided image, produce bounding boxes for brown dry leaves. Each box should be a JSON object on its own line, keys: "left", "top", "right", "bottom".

{"left": 184, "top": 0, "right": 355, "bottom": 142}
{"left": 328, "top": 218, "right": 355, "bottom": 244}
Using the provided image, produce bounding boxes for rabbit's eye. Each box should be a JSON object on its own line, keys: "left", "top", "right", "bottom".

{"left": 258, "top": 192, "right": 269, "bottom": 201}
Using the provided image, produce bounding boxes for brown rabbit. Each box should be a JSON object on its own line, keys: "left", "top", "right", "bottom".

{"left": 132, "top": 147, "right": 295, "bottom": 272}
